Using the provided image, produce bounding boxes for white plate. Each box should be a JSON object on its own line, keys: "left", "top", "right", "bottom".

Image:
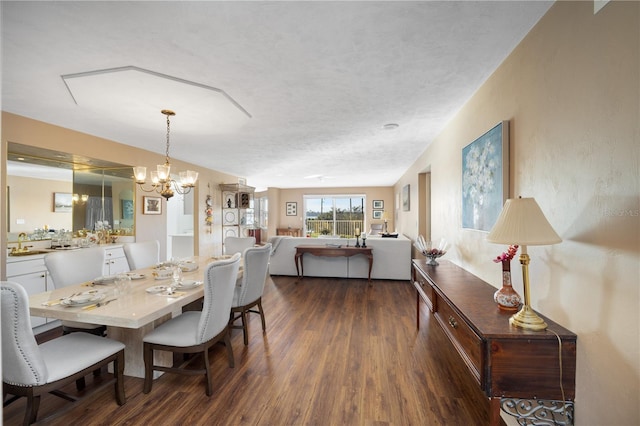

{"left": 61, "top": 293, "right": 106, "bottom": 307}
{"left": 93, "top": 275, "right": 116, "bottom": 285}
{"left": 126, "top": 273, "right": 146, "bottom": 280}
{"left": 180, "top": 262, "right": 199, "bottom": 272}
{"left": 146, "top": 285, "right": 168, "bottom": 294}
{"left": 210, "top": 255, "right": 233, "bottom": 261}
{"left": 176, "top": 280, "right": 201, "bottom": 289}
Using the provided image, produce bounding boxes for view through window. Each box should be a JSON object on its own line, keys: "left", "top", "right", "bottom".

{"left": 303, "top": 195, "right": 365, "bottom": 237}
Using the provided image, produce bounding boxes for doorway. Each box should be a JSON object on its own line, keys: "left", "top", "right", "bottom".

{"left": 166, "top": 184, "right": 195, "bottom": 259}
{"left": 418, "top": 171, "right": 431, "bottom": 241}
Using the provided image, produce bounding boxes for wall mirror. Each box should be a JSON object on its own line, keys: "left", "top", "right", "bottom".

{"left": 6, "top": 142, "right": 135, "bottom": 242}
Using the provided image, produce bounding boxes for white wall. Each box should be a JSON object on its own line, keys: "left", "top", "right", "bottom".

{"left": 396, "top": 2, "right": 639, "bottom": 424}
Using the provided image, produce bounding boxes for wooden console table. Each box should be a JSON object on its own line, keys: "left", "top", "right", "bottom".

{"left": 295, "top": 245, "right": 373, "bottom": 283}
{"left": 277, "top": 227, "right": 302, "bottom": 237}
{"left": 412, "top": 259, "right": 576, "bottom": 425}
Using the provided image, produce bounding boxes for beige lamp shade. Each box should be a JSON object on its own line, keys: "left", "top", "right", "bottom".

{"left": 487, "top": 197, "right": 562, "bottom": 246}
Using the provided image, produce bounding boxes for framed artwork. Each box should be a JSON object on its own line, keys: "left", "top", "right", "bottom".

{"left": 462, "top": 121, "right": 509, "bottom": 231}
{"left": 286, "top": 202, "right": 297, "bottom": 216}
{"left": 121, "top": 199, "right": 134, "bottom": 219}
{"left": 53, "top": 192, "right": 73, "bottom": 213}
{"left": 402, "top": 185, "right": 410, "bottom": 211}
{"left": 143, "top": 196, "right": 162, "bottom": 215}
{"left": 373, "top": 200, "right": 384, "bottom": 209}
{"left": 372, "top": 210, "right": 383, "bottom": 219}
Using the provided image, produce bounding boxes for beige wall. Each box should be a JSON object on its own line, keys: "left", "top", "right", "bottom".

{"left": 396, "top": 2, "right": 639, "bottom": 424}
{"left": 7, "top": 175, "right": 73, "bottom": 236}
{"left": 1, "top": 112, "right": 239, "bottom": 274}
{"left": 269, "top": 186, "right": 395, "bottom": 238}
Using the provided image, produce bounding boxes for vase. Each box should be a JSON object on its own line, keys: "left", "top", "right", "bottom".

{"left": 494, "top": 261, "right": 521, "bottom": 311}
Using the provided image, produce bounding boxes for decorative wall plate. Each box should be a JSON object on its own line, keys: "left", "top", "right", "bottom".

{"left": 223, "top": 209, "right": 238, "bottom": 225}
{"left": 223, "top": 226, "right": 238, "bottom": 237}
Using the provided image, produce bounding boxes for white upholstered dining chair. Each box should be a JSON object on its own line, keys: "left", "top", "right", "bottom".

{"left": 224, "top": 236, "right": 255, "bottom": 256}
{"left": 123, "top": 240, "right": 160, "bottom": 270}
{"left": 44, "top": 246, "right": 108, "bottom": 336}
{"left": 229, "top": 243, "right": 272, "bottom": 346}
{"left": 142, "top": 253, "right": 241, "bottom": 396}
{"left": 1, "top": 281, "right": 126, "bottom": 425}
{"left": 369, "top": 223, "right": 384, "bottom": 235}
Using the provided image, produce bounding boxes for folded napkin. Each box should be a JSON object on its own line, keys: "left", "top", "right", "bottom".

{"left": 41, "top": 299, "right": 62, "bottom": 307}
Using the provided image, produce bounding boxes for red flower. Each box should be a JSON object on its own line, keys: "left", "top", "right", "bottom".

{"left": 493, "top": 245, "right": 519, "bottom": 263}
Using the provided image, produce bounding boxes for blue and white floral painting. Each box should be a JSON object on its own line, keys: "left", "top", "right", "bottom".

{"left": 462, "top": 122, "right": 508, "bottom": 231}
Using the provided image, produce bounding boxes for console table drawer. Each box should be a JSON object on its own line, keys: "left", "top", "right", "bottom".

{"left": 413, "top": 268, "right": 434, "bottom": 311}
{"left": 433, "top": 292, "right": 483, "bottom": 384}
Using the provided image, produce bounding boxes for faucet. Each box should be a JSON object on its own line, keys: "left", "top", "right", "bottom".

{"left": 18, "top": 232, "right": 27, "bottom": 250}
{"left": 11, "top": 233, "right": 30, "bottom": 254}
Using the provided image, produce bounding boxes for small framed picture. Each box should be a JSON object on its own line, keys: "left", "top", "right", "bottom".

{"left": 143, "top": 196, "right": 162, "bottom": 215}
{"left": 53, "top": 192, "right": 73, "bottom": 213}
{"left": 121, "top": 199, "right": 134, "bottom": 219}
{"left": 373, "top": 200, "right": 384, "bottom": 209}
{"left": 286, "top": 202, "right": 297, "bottom": 216}
{"left": 402, "top": 184, "right": 410, "bottom": 211}
{"left": 373, "top": 210, "right": 383, "bottom": 219}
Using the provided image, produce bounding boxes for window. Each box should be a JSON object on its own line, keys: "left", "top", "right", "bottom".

{"left": 303, "top": 195, "right": 365, "bottom": 237}
{"left": 258, "top": 196, "right": 268, "bottom": 228}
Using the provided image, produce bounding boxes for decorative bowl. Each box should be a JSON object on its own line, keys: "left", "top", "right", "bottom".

{"left": 414, "top": 236, "right": 449, "bottom": 266}
{"left": 424, "top": 249, "right": 447, "bottom": 266}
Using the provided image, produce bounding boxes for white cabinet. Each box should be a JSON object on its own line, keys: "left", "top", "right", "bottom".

{"left": 6, "top": 256, "right": 49, "bottom": 327}
{"left": 103, "top": 246, "right": 130, "bottom": 275}
{"left": 220, "top": 183, "right": 255, "bottom": 240}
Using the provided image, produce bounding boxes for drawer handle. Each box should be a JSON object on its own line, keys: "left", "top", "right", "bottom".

{"left": 448, "top": 316, "right": 458, "bottom": 329}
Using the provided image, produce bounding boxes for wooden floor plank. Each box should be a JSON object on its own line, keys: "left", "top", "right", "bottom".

{"left": 3, "top": 275, "right": 495, "bottom": 425}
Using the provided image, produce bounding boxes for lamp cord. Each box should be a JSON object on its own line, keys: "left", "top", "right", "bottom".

{"left": 548, "top": 328, "right": 567, "bottom": 419}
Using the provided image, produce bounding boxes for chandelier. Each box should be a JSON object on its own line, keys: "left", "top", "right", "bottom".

{"left": 133, "top": 109, "right": 198, "bottom": 200}
{"left": 72, "top": 193, "right": 89, "bottom": 204}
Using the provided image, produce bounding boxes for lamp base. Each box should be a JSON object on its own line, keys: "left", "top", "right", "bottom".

{"left": 509, "top": 305, "right": 548, "bottom": 331}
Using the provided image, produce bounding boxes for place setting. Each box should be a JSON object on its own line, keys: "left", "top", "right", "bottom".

{"left": 40, "top": 289, "right": 109, "bottom": 308}
{"left": 147, "top": 265, "right": 202, "bottom": 297}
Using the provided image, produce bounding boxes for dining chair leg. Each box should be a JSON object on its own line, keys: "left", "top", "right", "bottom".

{"left": 114, "top": 350, "right": 126, "bottom": 405}
{"left": 257, "top": 298, "right": 266, "bottom": 332}
{"left": 75, "top": 377, "right": 86, "bottom": 391}
{"left": 224, "top": 329, "right": 235, "bottom": 368}
{"left": 143, "top": 343, "right": 154, "bottom": 394}
{"left": 24, "top": 394, "right": 40, "bottom": 426}
{"left": 203, "top": 349, "right": 213, "bottom": 397}
{"left": 241, "top": 309, "right": 249, "bottom": 345}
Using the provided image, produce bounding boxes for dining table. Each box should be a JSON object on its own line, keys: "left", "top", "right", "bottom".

{"left": 29, "top": 255, "right": 239, "bottom": 378}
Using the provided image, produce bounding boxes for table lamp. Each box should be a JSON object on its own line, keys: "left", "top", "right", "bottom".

{"left": 486, "top": 197, "right": 562, "bottom": 331}
{"left": 382, "top": 211, "right": 389, "bottom": 234}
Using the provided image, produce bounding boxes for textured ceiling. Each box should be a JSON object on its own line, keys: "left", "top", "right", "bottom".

{"left": 1, "top": 1, "right": 553, "bottom": 189}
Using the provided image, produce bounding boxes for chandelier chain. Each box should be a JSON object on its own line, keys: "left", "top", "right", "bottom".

{"left": 165, "top": 113, "right": 171, "bottom": 164}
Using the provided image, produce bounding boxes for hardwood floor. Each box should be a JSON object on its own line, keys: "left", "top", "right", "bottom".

{"left": 3, "top": 275, "right": 494, "bottom": 425}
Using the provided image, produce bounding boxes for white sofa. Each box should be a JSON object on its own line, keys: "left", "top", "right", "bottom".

{"left": 268, "top": 235, "right": 412, "bottom": 281}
